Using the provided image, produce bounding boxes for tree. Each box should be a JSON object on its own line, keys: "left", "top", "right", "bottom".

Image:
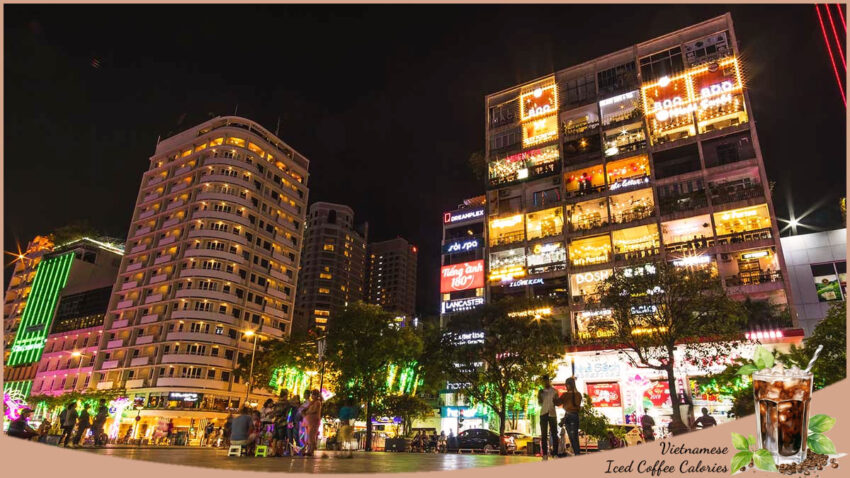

{"left": 436, "top": 298, "right": 564, "bottom": 454}
{"left": 325, "top": 302, "right": 423, "bottom": 451}
{"left": 381, "top": 394, "right": 433, "bottom": 436}
{"left": 467, "top": 150, "right": 487, "bottom": 182}
{"left": 776, "top": 301, "right": 846, "bottom": 389}
{"left": 233, "top": 331, "right": 320, "bottom": 397}
{"left": 51, "top": 220, "right": 102, "bottom": 245}
{"left": 740, "top": 298, "right": 792, "bottom": 330}
{"left": 595, "top": 262, "right": 745, "bottom": 435}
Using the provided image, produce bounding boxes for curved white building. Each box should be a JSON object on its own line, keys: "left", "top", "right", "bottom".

{"left": 92, "top": 116, "right": 309, "bottom": 440}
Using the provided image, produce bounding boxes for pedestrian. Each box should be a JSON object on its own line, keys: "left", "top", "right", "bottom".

{"left": 537, "top": 375, "right": 559, "bottom": 460}
{"left": 261, "top": 399, "right": 275, "bottom": 430}
{"left": 7, "top": 408, "right": 40, "bottom": 440}
{"left": 73, "top": 403, "right": 92, "bottom": 446}
{"left": 337, "top": 398, "right": 357, "bottom": 458}
{"left": 641, "top": 414, "right": 656, "bottom": 442}
{"left": 223, "top": 414, "right": 233, "bottom": 448}
{"left": 204, "top": 422, "right": 215, "bottom": 446}
{"left": 303, "top": 390, "right": 322, "bottom": 456}
{"left": 438, "top": 430, "right": 446, "bottom": 453}
{"left": 607, "top": 431, "right": 623, "bottom": 449}
{"left": 229, "top": 407, "right": 253, "bottom": 450}
{"left": 249, "top": 410, "right": 262, "bottom": 455}
{"left": 166, "top": 419, "right": 175, "bottom": 445}
{"left": 694, "top": 407, "right": 717, "bottom": 429}
{"left": 288, "top": 394, "right": 303, "bottom": 455}
{"left": 560, "top": 377, "right": 582, "bottom": 456}
{"left": 91, "top": 399, "right": 109, "bottom": 447}
{"left": 273, "top": 389, "right": 292, "bottom": 456}
{"left": 59, "top": 402, "right": 78, "bottom": 447}
{"left": 37, "top": 418, "right": 52, "bottom": 443}
{"left": 447, "top": 429, "right": 457, "bottom": 451}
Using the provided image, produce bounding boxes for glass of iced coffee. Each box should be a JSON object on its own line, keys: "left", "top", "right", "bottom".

{"left": 753, "top": 367, "right": 814, "bottom": 465}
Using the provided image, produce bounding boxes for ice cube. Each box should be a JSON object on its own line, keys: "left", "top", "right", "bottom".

{"left": 766, "top": 385, "right": 782, "bottom": 400}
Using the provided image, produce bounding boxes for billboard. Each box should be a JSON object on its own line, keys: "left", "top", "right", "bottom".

{"left": 440, "top": 260, "right": 485, "bottom": 293}
{"left": 586, "top": 382, "right": 622, "bottom": 408}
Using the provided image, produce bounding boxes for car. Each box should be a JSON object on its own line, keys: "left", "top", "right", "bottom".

{"left": 448, "top": 428, "right": 515, "bottom": 453}
{"left": 504, "top": 432, "right": 533, "bottom": 452}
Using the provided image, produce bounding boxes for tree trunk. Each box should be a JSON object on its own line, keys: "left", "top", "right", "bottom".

{"left": 499, "top": 394, "right": 507, "bottom": 455}
{"left": 365, "top": 400, "right": 373, "bottom": 451}
{"left": 665, "top": 364, "right": 689, "bottom": 436}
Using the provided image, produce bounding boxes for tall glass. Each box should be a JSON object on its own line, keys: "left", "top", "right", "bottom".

{"left": 752, "top": 369, "right": 814, "bottom": 465}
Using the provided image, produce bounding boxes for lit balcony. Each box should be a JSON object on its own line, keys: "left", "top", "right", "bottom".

{"left": 145, "top": 293, "right": 164, "bottom": 304}
{"left": 154, "top": 254, "right": 172, "bottom": 265}
{"left": 130, "top": 356, "right": 151, "bottom": 367}
{"left": 121, "top": 280, "right": 138, "bottom": 291}
{"left": 161, "top": 353, "right": 232, "bottom": 368}
{"left": 139, "top": 314, "right": 159, "bottom": 324}
{"left": 179, "top": 268, "right": 242, "bottom": 283}
{"left": 141, "top": 192, "right": 161, "bottom": 203}
{"left": 116, "top": 299, "right": 135, "bottom": 310}
{"left": 162, "top": 217, "right": 180, "bottom": 228}
{"left": 175, "top": 289, "right": 238, "bottom": 302}
{"left": 107, "top": 339, "right": 125, "bottom": 349}
{"left": 111, "top": 319, "right": 130, "bottom": 329}
{"left": 133, "top": 226, "right": 151, "bottom": 238}
{"left": 156, "top": 377, "right": 229, "bottom": 390}
{"left": 100, "top": 360, "right": 120, "bottom": 370}
{"left": 136, "top": 335, "right": 155, "bottom": 345}
{"left": 96, "top": 380, "right": 115, "bottom": 390}
{"left": 167, "top": 331, "right": 235, "bottom": 346}
{"left": 709, "top": 183, "right": 764, "bottom": 206}
{"left": 188, "top": 228, "right": 248, "bottom": 245}
{"left": 126, "top": 378, "right": 148, "bottom": 389}
{"left": 149, "top": 273, "right": 168, "bottom": 284}
{"left": 126, "top": 262, "right": 144, "bottom": 272}
{"left": 715, "top": 228, "right": 773, "bottom": 248}
{"left": 263, "top": 305, "right": 286, "bottom": 319}
{"left": 139, "top": 210, "right": 156, "bottom": 220}
{"left": 159, "top": 236, "right": 176, "bottom": 246}
{"left": 174, "top": 165, "right": 192, "bottom": 176}
{"left": 166, "top": 199, "right": 185, "bottom": 211}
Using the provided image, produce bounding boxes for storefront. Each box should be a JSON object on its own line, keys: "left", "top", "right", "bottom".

{"left": 488, "top": 145, "right": 561, "bottom": 187}
{"left": 526, "top": 207, "right": 564, "bottom": 241}
{"left": 713, "top": 204, "right": 772, "bottom": 239}
{"left": 609, "top": 188, "right": 654, "bottom": 224}
{"left": 569, "top": 235, "right": 612, "bottom": 268}
{"left": 612, "top": 224, "right": 660, "bottom": 261}
{"left": 489, "top": 247, "right": 526, "bottom": 283}
{"left": 606, "top": 155, "right": 650, "bottom": 191}
{"left": 526, "top": 242, "right": 567, "bottom": 274}
{"left": 662, "top": 214, "right": 714, "bottom": 253}
{"left": 489, "top": 214, "right": 525, "bottom": 247}
{"left": 569, "top": 198, "right": 609, "bottom": 232}
{"left": 565, "top": 164, "right": 605, "bottom": 197}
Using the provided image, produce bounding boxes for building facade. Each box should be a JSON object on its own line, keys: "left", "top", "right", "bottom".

{"left": 4, "top": 237, "right": 123, "bottom": 398}
{"left": 365, "top": 237, "right": 418, "bottom": 318}
{"left": 483, "top": 13, "right": 793, "bottom": 339}
{"left": 294, "top": 202, "right": 367, "bottom": 332}
{"left": 780, "top": 228, "right": 846, "bottom": 335}
{"left": 3, "top": 235, "right": 54, "bottom": 365}
{"left": 90, "top": 116, "right": 309, "bottom": 438}
{"left": 439, "top": 196, "right": 487, "bottom": 328}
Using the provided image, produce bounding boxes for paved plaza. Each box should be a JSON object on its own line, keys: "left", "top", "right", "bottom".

{"left": 79, "top": 446, "right": 541, "bottom": 473}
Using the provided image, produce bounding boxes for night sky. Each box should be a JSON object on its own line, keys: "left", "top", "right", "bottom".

{"left": 4, "top": 4, "right": 846, "bottom": 316}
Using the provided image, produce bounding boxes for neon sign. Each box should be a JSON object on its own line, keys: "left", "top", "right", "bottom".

{"left": 673, "top": 255, "right": 711, "bottom": 267}
{"left": 444, "top": 208, "right": 484, "bottom": 224}
{"left": 505, "top": 277, "right": 544, "bottom": 288}
{"left": 440, "top": 260, "right": 485, "bottom": 293}
{"left": 522, "top": 116, "right": 558, "bottom": 146}
{"left": 442, "top": 238, "right": 482, "bottom": 254}
{"left": 520, "top": 83, "right": 558, "bottom": 121}
{"left": 599, "top": 91, "right": 637, "bottom": 107}
{"left": 609, "top": 176, "right": 649, "bottom": 191}
{"left": 441, "top": 297, "right": 485, "bottom": 314}
{"left": 742, "top": 250, "right": 769, "bottom": 260}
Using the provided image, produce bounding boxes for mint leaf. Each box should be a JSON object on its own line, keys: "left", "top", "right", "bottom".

{"left": 753, "top": 449, "right": 777, "bottom": 472}
{"left": 747, "top": 434, "right": 757, "bottom": 449}
{"left": 808, "top": 414, "right": 836, "bottom": 433}
{"left": 737, "top": 364, "right": 758, "bottom": 375}
{"left": 808, "top": 433, "right": 837, "bottom": 455}
{"left": 753, "top": 346, "right": 774, "bottom": 370}
{"left": 730, "top": 451, "right": 753, "bottom": 474}
{"left": 731, "top": 432, "right": 750, "bottom": 451}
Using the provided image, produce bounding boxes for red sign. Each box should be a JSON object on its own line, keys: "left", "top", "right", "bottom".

{"left": 644, "top": 381, "right": 672, "bottom": 408}
{"left": 587, "top": 382, "right": 622, "bottom": 408}
{"left": 440, "top": 260, "right": 485, "bottom": 293}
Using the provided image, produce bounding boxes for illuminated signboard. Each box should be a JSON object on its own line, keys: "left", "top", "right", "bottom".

{"left": 441, "top": 406, "right": 485, "bottom": 419}
{"left": 507, "top": 307, "right": 552, "bottom": 318}
{"left": 442, "top": 237, "right": 482, "bottom": 255}
{"left": 742, "top": 250, "right": 769, "bottom": 260}
{"left": 609, "top": 176, "right": 649, "bottom": 191}
{"left": 569, "top": 269, "right": 612, "bottom": 296}
{"left": 673, "top": 255, "right": 712, "bottom": 267}
{"left": 501, "top": 277, "right": 544, "bottom": 288}
{"left": 441, "top": 296, "right": 485, "bottom": 314}
{"left": 453, "top": 331, "right": 485, "bottom": 345}
{"left": 440, "top": 260, "right": 485, "bottom": 293}
{"left": 520, "top": 83, "right": 558, "bottom": 121}
{"left": 444, "top": 208, "right": 485, "bottom": 224}
{"left": 620, "top": 263, "right": 656, "bottom": 278}
{"left": 586, "top": 382, "right": 622, "bottom": 407}
{"left": 523, "top": 115, "right": 559, "bottom": 146}
{"left": 7, "top": 252, "right": 75, "bottom": 366}
{"left": 489, "top": 265, "right": 526, "bottom": 282}
{"left": 445, "top": 382, "right": 472, "bottom": 391}
{"left": 169, "top": 392, "right": 201, "bottom": 402}
{"left": 599, "top": 91, "right": 637, "bottom": 107}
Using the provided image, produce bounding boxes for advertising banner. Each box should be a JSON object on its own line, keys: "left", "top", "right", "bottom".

{"left": 440, "top": 260, "right": 485, "bottom": 293}
{"left": 587, "top": 382, "right": 623, "bottom": 407}
{"left": 644, "top": 380, "right": 672, "bottom": 408}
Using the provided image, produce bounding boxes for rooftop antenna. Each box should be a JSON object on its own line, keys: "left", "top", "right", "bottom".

{"left": 156, "top": 134, "right": 161, "bottom": 145}
{"left": 234, "top": 104, "right": 239, "bottom": 115}
{"left": 275, "top": 116, "right": 281, "bottom": 136}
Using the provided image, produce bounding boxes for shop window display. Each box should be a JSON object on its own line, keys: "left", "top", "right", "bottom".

{"left": 606, "top": 155, "right": 650, "bottom": 191}
{"left": 612, "top": 224, "right": 660, "bottom": 261}
{"left": 489, "top": 214, "right": 525, "bottom": 247}
{"left": 565, "top": 164, "right": 605, "bottom": 198}
{"left": 569, "top": 198, "right": 609, "bottom": 232}
{"left": 661, "top": 214, "right": 713, "bottom": 253}
{"left": 721, "top": 249, "right": 783, "bottom": 288}
{"left": 569, "top": 235, "right": 612, "bottom": 267}
{"left": 713, "top": 204, "right": 772, "bottom": 242}
{"left": 575, "top": 309, "right": 616, "bottom": 340}
{"left": 609, "top": 188, "right": 655, "bottom": 225}
{"left": 691, "top": 57, "right": 747, "bottom": 134}
{"left": 526, "top": 242, "right": 567, "bottom": 274}
{"left": 603, "top": 121, "right": 647, "bottom": 157}
{"left": 526, "top": 206, "right": 564, "bottom": 240}
{"left": 642, "top": 73, "right": 695, "bottom": 144}
{"left": 488, "top": 144, "right": 560, "bottom": 187}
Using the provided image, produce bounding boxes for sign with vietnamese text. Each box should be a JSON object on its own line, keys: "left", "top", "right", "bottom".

{"left": 443, "top": 237, "right": 482, "bottom": 255}
{"left": 643, "top": 381, "right": 672, "bottom": 408}
{"left": 586, "top": 382, "right": 622, "bottom": 407}
{"left": 440, "top": 260, "right": 485, "bottom": 293}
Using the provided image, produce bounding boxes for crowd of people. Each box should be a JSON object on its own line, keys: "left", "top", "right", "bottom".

{"left": 7, "top": 399, "right": 110, "bottom": 447}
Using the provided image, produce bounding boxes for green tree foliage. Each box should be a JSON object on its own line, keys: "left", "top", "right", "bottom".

{"left": 233, "top": 330, "right": 320, "bottom": 395}
{"left": 579, "top": 393, "right": 620, "bottom": 441}
{"left": 325, "top": 302, "right": 423, "bottom": 451}
{"left": 434, "top": 298, "right": 564, "bottom": 454}
{"left": 595, "top": 262, "right": 745, "bottom": 435}
{"left": 51, "top": 220, "right": 102, "bottom": 245}
{"left": 381, "top": 394, "right": 434, "bottom": 436}
{"left": 776, "top": 301, "right": 846, "bottom": 389}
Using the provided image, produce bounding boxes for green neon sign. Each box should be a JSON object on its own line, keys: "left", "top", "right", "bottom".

{"left": 7, "top": 252, "right": 74, "bottom": 366}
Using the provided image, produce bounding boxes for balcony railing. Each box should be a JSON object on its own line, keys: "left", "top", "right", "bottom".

{"left": 715, "top": 227, "right": 772, "bottom": 246}
{"left": 614, "top": 246, "right": 661, "bottom": 262}
{"left": 565, "top": 184, "right": 607, "bottom": 199}
{"left": 709, "top": 184, "right": 764, "bottom": 205}
{"left": 659, "top": 192, "right": 709, "bottom": 215}
{"left": 490, "top": 231, "right": 525, "bottom": 247}
{"left": 489, "top": 160, "right": 560, "bottom": 187}
{"left": 725, "top": 271, "right": 783, "bottom": 287}
{"left": 664, "top": 237, "right": 715, "bottom": 254}
{"left": 610, "top": 207, "right": 654, "bottom": 225}
{"left": 570, "top": 217, "right": 609, "bottom": 233}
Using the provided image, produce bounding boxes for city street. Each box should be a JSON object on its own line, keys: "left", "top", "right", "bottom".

{"left": 80, "top": 447, "right": 540, "bottom": 472}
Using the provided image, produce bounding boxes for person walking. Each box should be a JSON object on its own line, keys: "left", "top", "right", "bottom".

{"left": 694, "top": 408, "right": 717, "bottom": 429}
{"left": 166, "top": 419, "right": 175, "bottom": 446}
{"left": 7, "top": 408, "right": 39, "bottom": 440}
{"left": 337, "top": 398, "right": 357, "bottom": 458}
{"left": 73, "top": 403, "right": 92, "bottom": 446}
{"left": 537, "top": 375, "right": 559, "bottom": 460}
{"left": 303, "top": 390, "right": 323, "bottom": 456}
{"left": 91, "top": 399, "right": 109, "bottom": 447}
{"left": 560, "top": 377, "right": 582, "bottom": 456}
{"left": 59, "top": 402, "right": 78, "bottom": 447}
{"left": 289, "top": 394, "right": 304, "bottom": 455}
{"left": 204, "top": 422, "right": 215, "bottom": 446}
{"left": 273, "top": 389, "right": 292, "bottom": 456}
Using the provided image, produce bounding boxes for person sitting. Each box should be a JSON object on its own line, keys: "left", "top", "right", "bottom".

{"left": 607, "top": 431, "right": 623, "bottom": 449}
{"left": 7, "top": 408, "right": 39, "bottom": 440}
{"left": 694, "top": 408, "right": 717, "bottom": 429}
{"left": 229, "top": 407, "right": 254, "bottom": 453}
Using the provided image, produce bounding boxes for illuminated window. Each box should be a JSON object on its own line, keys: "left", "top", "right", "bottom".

{"left": 315, "top": 317, "right": 328, "bottom": 324}
{"left": 526, "top": 207, "right": 564, "bottom": 240}
{"left": 570, "top": 269, "right": 612, "bottom": 297}
{"left": 314, "top": 310, "right": 330, "bottom": 317}
{"left": 569, "top": 235, "right": 612, "bottom": 267}
{"left": 488, "top": 145, "right": 560, "bottom": 187}
{"left": 526, "top": 242, "right": 567, "bottom": 274}
{"left": 209, "top": 137, "right": 224, "bottom": 146}
{"left": 489, "top": 248, "right": 526, "bottom": 281}
{"left": 181, "top": 149, "right": 192, "bottom": 158}
{"left": 194, "top": 143, "right": 208, "bottom": 152}
{"left": 641, "top": 73, "right": 694, "bottom": 144}
{"left": 323, "top": 244, "right": 335, "bottom": 251}
{"left": 488, "top": 214, "right": 525, "bottom": 247}
{"left": 575, "top": 309, "right": 616, "bottom": 340}
{"left": 522, "top": 116, "right": 558, "bottom": 147}
{"left": 608, "top": 188, "right": 655, "bottom": 225}
{"left": 661, "top": 215, "right": 712, "bottom": 247}
{"left": 318, "top": 288, "right": 330, "bottom": 294}
{"left": 247, "top": 142, "right": 265, "bottom": 156}
{"left": 612, "top": 224, "right": 660, "bottom": 260}
{"left": 606, "top": 155, "right": 650, "bottom": 190}
{"left": 561, "top": 104, "right": 601, "bottom": 158}
{"left": 319, "top": 273, "right": 332, "bottom": 280}
{"left": 569, "top": 198, "right": 609, "bottom": 232}
{"left": 565, "top": 164, "right": 605, "bottom": 197}
{"left": 691, "top": 58, "right": 747, "bottom": 134}
{"left": 226, "top": 137, "right": 246, "bottom": 147}
{"left": 713, "top": 204, "right": 772, "bottom": 237}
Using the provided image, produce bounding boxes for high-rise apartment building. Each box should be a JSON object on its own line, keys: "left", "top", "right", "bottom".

{"left": 365, "top": 237, "right": 418, "bottom": 318}
{"left": 4, "top": 237, "right": 122, "bottom": 398}
{"left": 3, "top": 235, "right": 54, "bottom": 365}
{"left": 439, "top": 196, "right": 486, "bottom": 328}
{"left": 92, "top": 116, "right": 309, "bottom": 435}
{"left": 294, "top": 202, "right": 367, "bottom": 332}
{"left": 483, "top": 13, "right": 793, "bottom": 340}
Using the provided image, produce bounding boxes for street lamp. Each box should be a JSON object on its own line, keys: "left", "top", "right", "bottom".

{"left": 243, "top": 329, "right": 259, "bottom": 404}
{"left": 71, "top": 351, "right": 90, "bottom": 391}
